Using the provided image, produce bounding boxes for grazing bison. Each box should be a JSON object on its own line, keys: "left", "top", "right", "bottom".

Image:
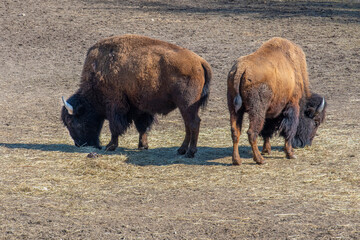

{"left": 61, "top": 34, "right": 212, "bottom": 158}
{"left": 227, "top": 37, "right": 326, "bottom": 165}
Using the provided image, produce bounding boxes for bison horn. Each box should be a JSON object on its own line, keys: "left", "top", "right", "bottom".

{"left": 62, "top": 96, "right": 74, "bottom": 115}
{"left": 316, "top": 97, "right": 325, "bottom": 114}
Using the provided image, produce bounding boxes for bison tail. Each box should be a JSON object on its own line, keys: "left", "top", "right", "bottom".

{"left": 233, "top": 70, "right": 246, "bottom": 113}
{"left": 199, "top": 61, "right": 212, "bottom": 109}
{"left": 234, "top": 94, "right": 242, "bottom": 113}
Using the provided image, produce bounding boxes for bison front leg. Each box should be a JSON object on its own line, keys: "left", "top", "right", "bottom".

{"left": 106, "top": 134, "right": 119, "bottom": 151}
{"left": 261, "top": 137, "right": 271, "bottom": 155}
{"left": 284, "top": 140, "right": 296, "bottom": 159}
{"left": 280, "top": 103, "right": 300, "bottom": 159}
{"left": 230, "top": 110, "right": 244, "bottom": 165}
{"left": 260, "top": 118, "right": 279, "bottom": 156}
{"left": 106, "top": 108, "right": 131, "bottom": 151}
{"left": 134, "top": 113, "right": 155, "bottom": 150}
{"left": 138, "top": 133, "right": 148, "bottom": 150}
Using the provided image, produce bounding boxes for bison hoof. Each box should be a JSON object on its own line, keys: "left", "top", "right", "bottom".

{"left": 138, "top": 146, "right": 148, "bottom": 150}
{"left": 286, "top": 154, "right": 297, "bottom": 159}
{"left": 254, "top": 155, "right": 265, "bottom": 165}
{"left": 232, "top": 159, "right": 242, "bottom": 166}
{"left": 185, "top": 148, "right": 197, "bottom": 158}
{"left": 185, "top": 151, "right": 195, "bottom": 158}
{"left": 105, "top": 144, "right": 117, "bottom": 151}
{"left": 256, "top": 160, "right": 266, "bottom": 165}
{"left": 177, "top": 147, "right": 187, "bottom": 155}
{"left": 261, "top": 149, "right": 271, "bottom": 155}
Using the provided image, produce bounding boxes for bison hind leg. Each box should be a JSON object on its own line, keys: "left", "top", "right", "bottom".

{"left": 177, "top": 123, "right": 190, "bottom": 156}
{"left": 134, "top": 112, "right": 155, "bottom": 150}
{"left": 178, "top": 105, "right": 201, "bottom": 158}
{"left": 247, "top": 115, "right": 266, "bottom": 165}
{"left": 246, "top": 84, "right": 273, "bottom": 164}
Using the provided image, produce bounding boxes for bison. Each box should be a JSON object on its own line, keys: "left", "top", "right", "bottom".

{"left": 227, "top": 37, "right": 326, "bottom": 165}
{"left": 61, "top": 34, "right": 212, "bottom": 158}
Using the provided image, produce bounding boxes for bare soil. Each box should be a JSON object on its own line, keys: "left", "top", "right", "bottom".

{"left": 1, "top": 0, "right": 359, "bottom": 239}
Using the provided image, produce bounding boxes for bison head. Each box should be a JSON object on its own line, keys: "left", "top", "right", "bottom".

{"left": 61, "top": 94, "right": 104, "bottom": 149}
{"left": 292, "top": 93, "right": 327, "bottom": 148}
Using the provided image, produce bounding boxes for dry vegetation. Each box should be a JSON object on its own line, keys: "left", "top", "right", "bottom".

{"left": 1, "top": 0, "right": 360, "bottom": 239}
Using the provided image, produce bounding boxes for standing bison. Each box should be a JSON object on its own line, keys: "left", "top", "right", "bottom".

{"left": 62, "top": 34, "right": 211, "bottom": 158}
{"left": 227, "top": 37, "right": 326, "bottom": 165}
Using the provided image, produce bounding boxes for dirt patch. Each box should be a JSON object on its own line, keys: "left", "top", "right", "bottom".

{"left": 1, "top": 0, "right": 359, "bottom": 239}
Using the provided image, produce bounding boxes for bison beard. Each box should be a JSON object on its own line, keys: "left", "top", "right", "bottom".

{"left": 227, "top": 37, "right": 326, "bottom": 165}
{"left": 61, "top": 34, "right": 212, "bottom": 158}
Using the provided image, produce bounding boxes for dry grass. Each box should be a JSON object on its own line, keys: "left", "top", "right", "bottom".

{"left": 1, "top": 120, "right": 359, "bottom": 199}
{"left": 1, "top": 123, "right": 359, "bottom": 238}
{"left": 1, "top": 109, "right": 360, "bottom": 238}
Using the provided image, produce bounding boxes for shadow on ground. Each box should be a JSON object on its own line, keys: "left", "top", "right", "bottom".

{"left": 0, "top": 142, "right": 286, "bottom": 166}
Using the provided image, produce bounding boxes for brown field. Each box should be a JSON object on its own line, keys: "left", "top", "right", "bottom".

{"left": 1, "top": 0, "right": 359, "bottom": 239}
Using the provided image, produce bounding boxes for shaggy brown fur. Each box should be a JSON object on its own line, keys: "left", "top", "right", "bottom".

{"left": 62, "top": 34, "right": 212, "bottom": 158}
{"left": 227, "top": 37, "right": 326, "bottom": 165}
